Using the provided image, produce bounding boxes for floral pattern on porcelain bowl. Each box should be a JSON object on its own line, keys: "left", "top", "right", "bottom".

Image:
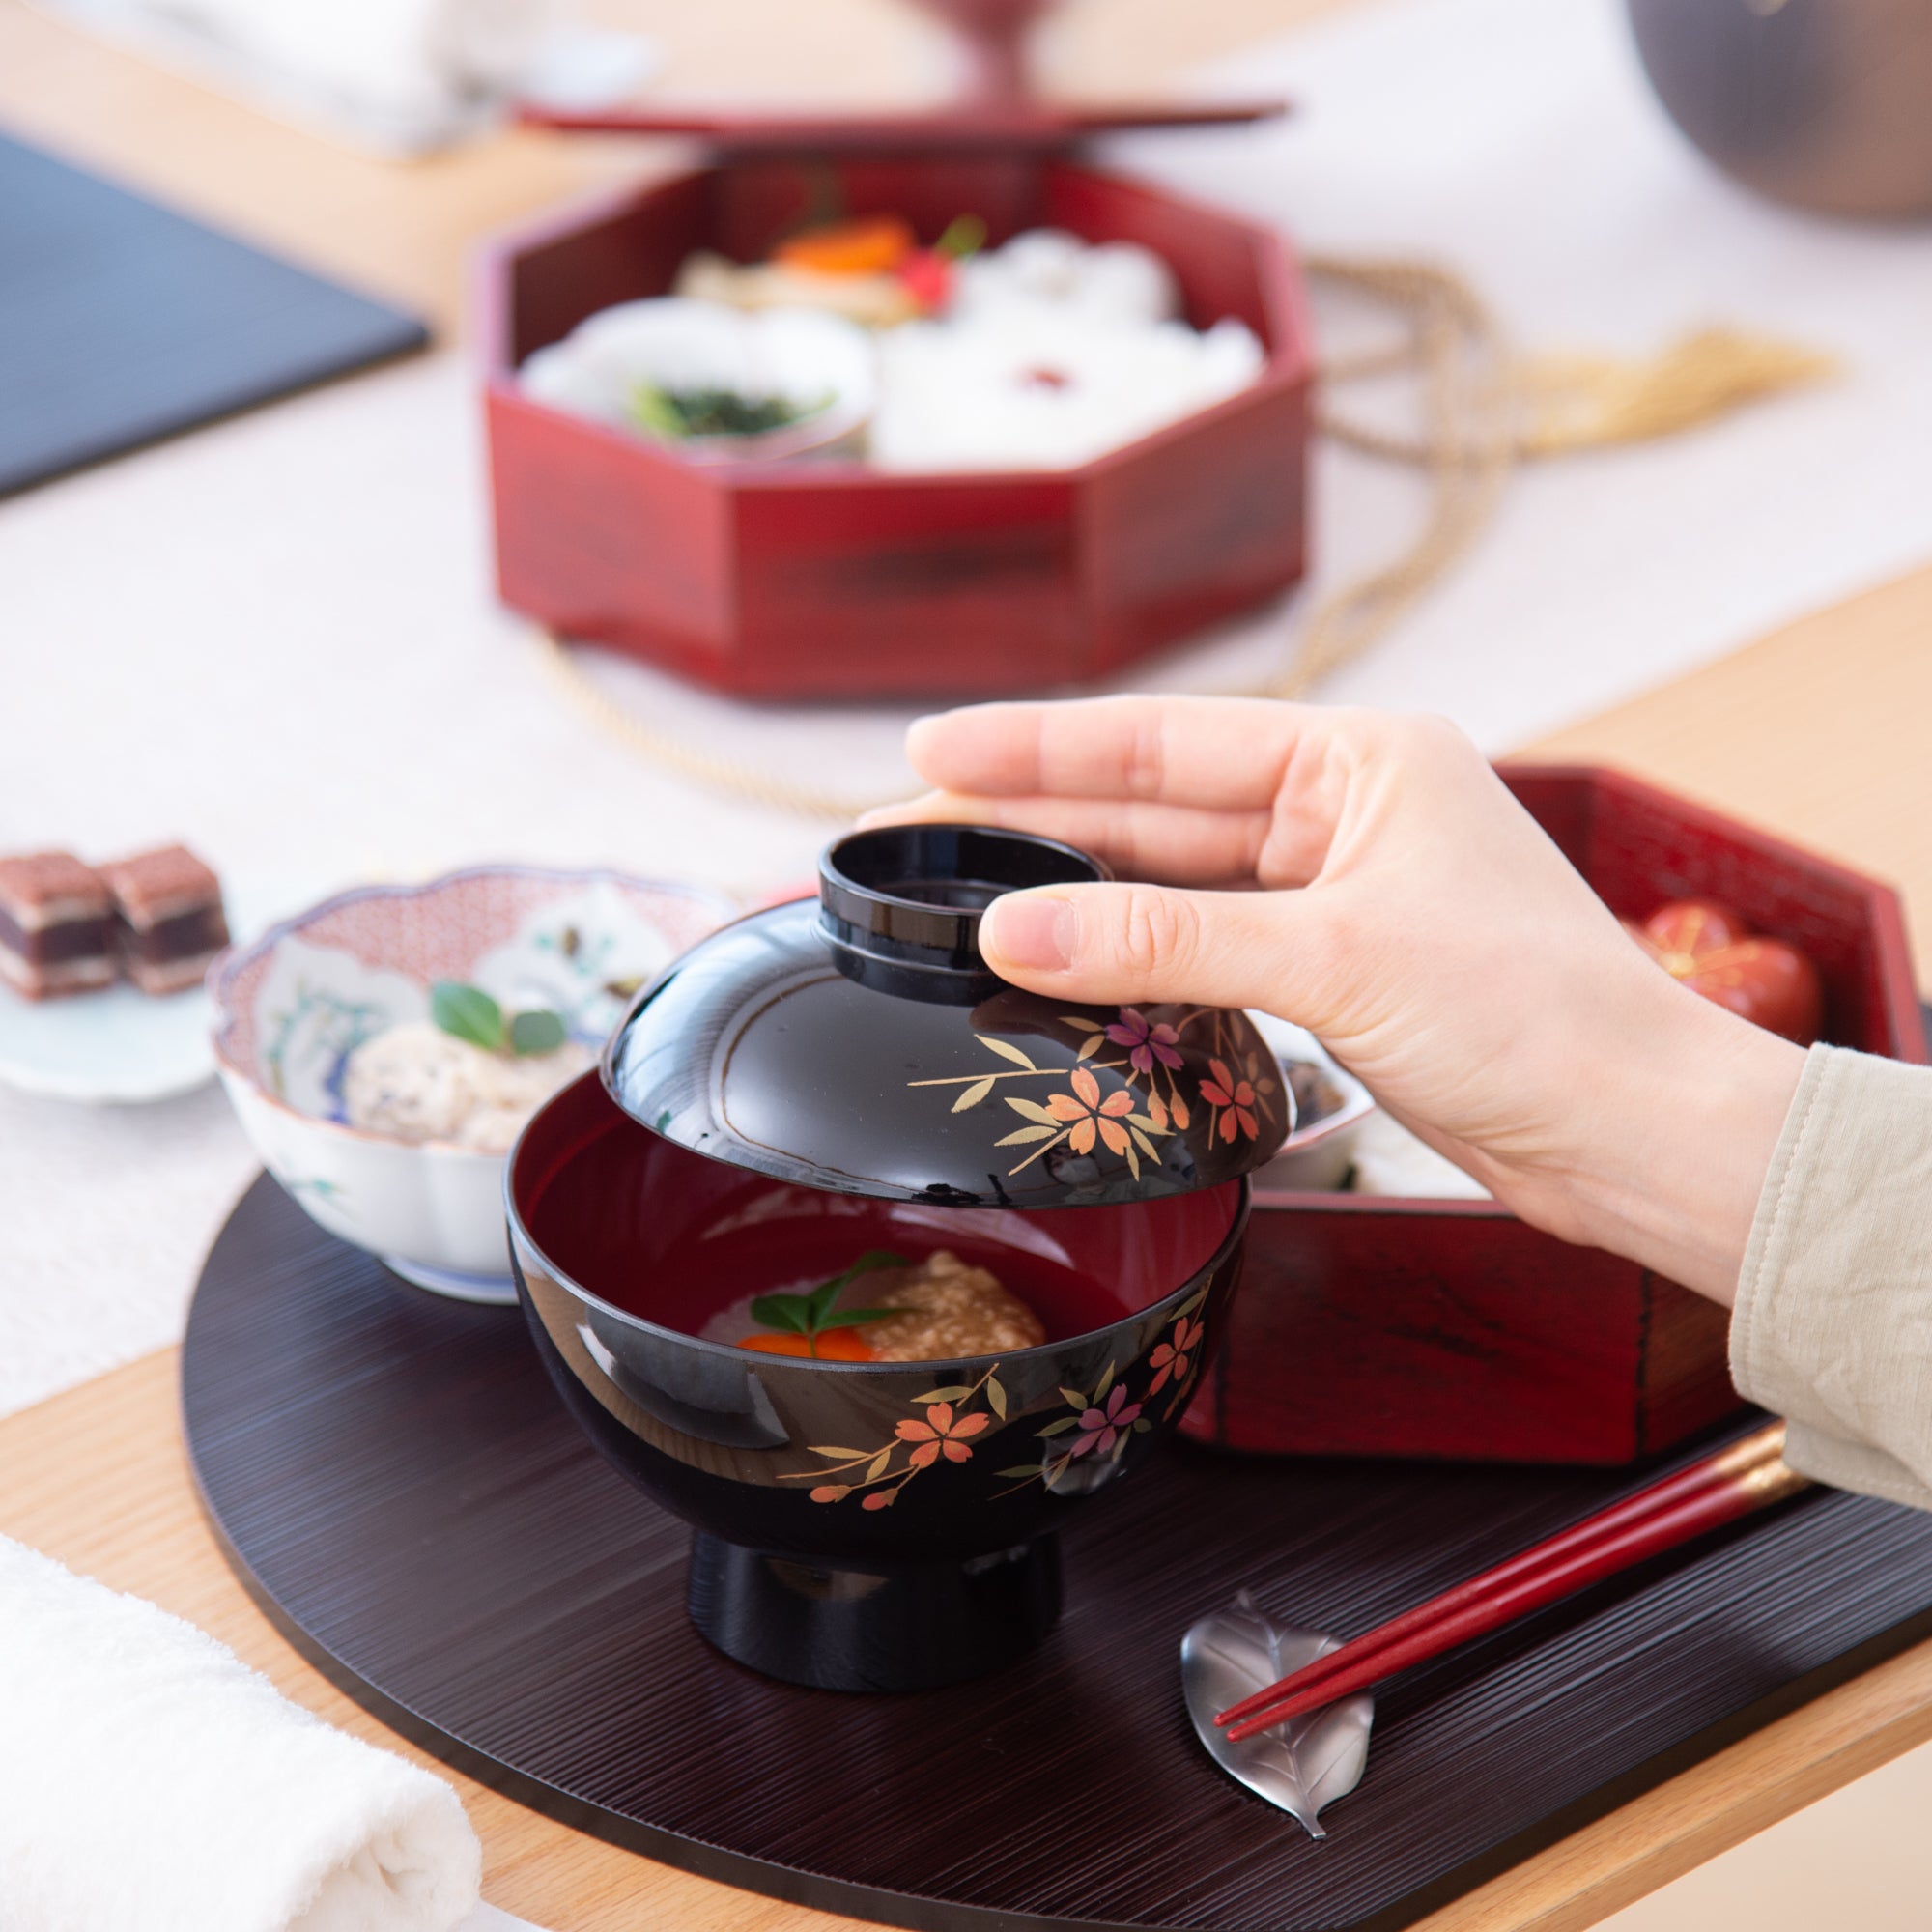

{"left": 211, "top": 866, "right": 734, "bottom": 1302}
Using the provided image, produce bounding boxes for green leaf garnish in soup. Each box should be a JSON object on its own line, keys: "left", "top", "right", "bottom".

{"left": 750, "top": 1250, "right": 908, "bottom": 1343}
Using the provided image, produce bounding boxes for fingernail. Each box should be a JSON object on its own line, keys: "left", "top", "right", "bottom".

{"left": 982, "top": 893, "right": 1074, "bottom": 973}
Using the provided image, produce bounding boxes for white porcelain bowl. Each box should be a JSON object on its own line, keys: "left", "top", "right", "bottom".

{"left": 210, "top": 866, "right": 733, "bottom": 1302}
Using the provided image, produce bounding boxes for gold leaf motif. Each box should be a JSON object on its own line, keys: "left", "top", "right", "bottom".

{"left": 997, "top": 1125, "right": 1059, "bottom": 1147}
{"left": 996, "top": 1465, "right": 1045, "bottom": 1479}
{"left": 913, "top": 1385, "right": 973, "bottom": 1403}
{"left": 1129, "top": 1126, "right": 1160, "bottom": 1163}
{"left": 1060, "top": 1014, "right": 1104, "bottom": 1034}
{"left": 978, "top": 1035, "right": 1038, "bottom": 1070}
{"left": 952, "top": 1076, "right": 996, "bottom": 1113}
{"left": 986, "top": 1376, "right": 1008, "bottom": 1420}
{"left": 1094, "top": 1359, "right": 1116, "bottom": 1402}
{"left": 1076, "top": 1034, "right": 1102, "bottom": 1061}
{"left": 866, "top": 1448, "right": 893, "bottom": 1483}
{"left": 809, "top": 1445, "right": 867, "bottom": 1459}
{"left": 1060, "top": 1387, "right": 1088, "bottom": 1410}
{"left": 1006, "top": 1096, "right": 1059, "bottom": 1124}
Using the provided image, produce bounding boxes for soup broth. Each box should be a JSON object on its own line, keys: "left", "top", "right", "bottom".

{"left": 515, "top": 1081, "right": 1241, "bottom": 1361}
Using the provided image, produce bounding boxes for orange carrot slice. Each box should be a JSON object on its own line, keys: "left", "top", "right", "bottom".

{"left": 774, "top": 215, "right": 917, "bottom": 277}
{"left": 738, "top": 1328, "right": 874, "bottom": 1361}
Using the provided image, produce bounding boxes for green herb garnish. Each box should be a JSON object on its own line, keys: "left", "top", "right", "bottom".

{"left": 935, "top": 213, "right": 987, "bottom": 260}
{"left": 430, "top": 980, "right": 569, "bottom": 1058}
{"left": 631, "top": 383, "right": 821, "bottom": 440}
{"left": 749, "top": 1250, "right": 908, "bottom": 1354}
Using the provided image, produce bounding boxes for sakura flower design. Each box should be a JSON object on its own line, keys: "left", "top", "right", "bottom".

{"left": 895, "top": 1401, "right": 991, "bottom": 1468}
{"left": 1200, "top": 1058, "right": 1260, "bottom": 1144}
{"left": 1105, "top": 1008, "right": 1183, "bottom": 1077}
{"left": 791, "top": 1365, "right": 1009, "bottom": 1509}
{"left": 1048, "top": 1066, "right": 1137, "bottom": 1156}
{"left": 1148, "top": 1313, "right": 1206, "bottom": 1396}
{"left": 1069, "top": 1383, "right": 1143, "bottom": 1458}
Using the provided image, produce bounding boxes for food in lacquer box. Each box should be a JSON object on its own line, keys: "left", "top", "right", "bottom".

{"left": 677, "top": 213, "right": 985, "bottom": 327}
{"left": 518, "top": 300, "right": 876, "bottom": 460}
{"left": 521, "top": 224, "right": 1263, "bottom": 473}
{"left": 99, "top": 843, "right": 230, "bottom": 995}
{"left": 0, "top": 852, "right": 117, "bottom": 1000}
{"left": 342, "top": 980, "right": 591, "bottom": 1153}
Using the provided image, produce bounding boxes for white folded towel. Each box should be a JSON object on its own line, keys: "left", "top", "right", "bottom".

{"left": 0, "top": 1536, "right": 482, "bottom": 1932}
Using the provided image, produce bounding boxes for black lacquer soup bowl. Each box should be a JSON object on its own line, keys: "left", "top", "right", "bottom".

{"left": 506, "top": 825, "right": 1277, "bottom": 1692}
{"left": 508, "top": 1074, "right": 1246, "bottom": 1690}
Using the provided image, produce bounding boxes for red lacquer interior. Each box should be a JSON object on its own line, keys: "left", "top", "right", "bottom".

{"left": 514, "top": 1075, "right": 1238, "bottom": 1347}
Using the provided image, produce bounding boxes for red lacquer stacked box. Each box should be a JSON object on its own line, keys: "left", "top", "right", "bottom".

{"left": 477, "top": 75, "right": 1312, "bottom": 700}
{"left": 1181, "top": 765, "right": 1925, "bottom": 1467}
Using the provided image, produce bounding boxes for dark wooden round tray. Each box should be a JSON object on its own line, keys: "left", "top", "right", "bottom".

{"left": 185, "top": 1176, "right": 1932, "bottom": 1932}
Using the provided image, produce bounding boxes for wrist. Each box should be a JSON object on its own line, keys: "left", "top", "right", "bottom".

{"left": 1504, "top": 987, "right": 1806, "bottom": 1305}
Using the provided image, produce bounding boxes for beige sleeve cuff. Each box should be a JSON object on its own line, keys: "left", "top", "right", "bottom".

{"left": 1731, "top": 1042, "right": 1932, "bottom": 1513}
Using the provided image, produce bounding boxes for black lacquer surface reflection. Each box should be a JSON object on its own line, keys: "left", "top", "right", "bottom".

{"left": 603, "top": 826, "right": 1291, "bottom": 1208}
{"left": 508, "top": 1074, "right": 1247, "bottom": 1687}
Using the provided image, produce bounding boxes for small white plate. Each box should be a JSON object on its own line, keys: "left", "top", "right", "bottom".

{"left": 0, "top": 883, "right": 285, "bottom": 1105}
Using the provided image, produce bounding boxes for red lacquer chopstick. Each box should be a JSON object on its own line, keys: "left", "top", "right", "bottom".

{"left": 1217, "top": 1422, "right": 1806, "bottom": 1743}
{"left": 1213, "top": 1420, "right": 1788, "bottom": 1732}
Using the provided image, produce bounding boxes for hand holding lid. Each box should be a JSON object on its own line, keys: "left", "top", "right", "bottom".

{"left": 604, "top": 824, "right": 1291, "bottom": 1208}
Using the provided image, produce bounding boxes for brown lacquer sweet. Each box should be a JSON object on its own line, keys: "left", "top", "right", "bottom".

{"left": 0, "top": 852, "right": 115, "bottom": 1000}
{"left": 507, "top": 826, "right": 1281, "bottom": 1690}
{"left": 98, "top": 843, "right": 230, "bottom": 995}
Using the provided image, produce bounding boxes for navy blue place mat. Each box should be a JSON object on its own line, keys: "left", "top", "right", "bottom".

{"left": 0, "top": 132, "right": 428, "bottom": 497}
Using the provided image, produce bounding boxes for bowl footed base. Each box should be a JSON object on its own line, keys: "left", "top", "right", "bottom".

{"left": 686, "top": 1530, "right": 1063, "bottom": 1692}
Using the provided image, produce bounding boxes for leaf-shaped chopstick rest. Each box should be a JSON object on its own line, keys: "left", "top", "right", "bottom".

{"left": 1180, "top": 1590, "right": 1374, "bottom": 1838}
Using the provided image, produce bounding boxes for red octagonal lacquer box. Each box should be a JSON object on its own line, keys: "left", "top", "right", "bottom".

{"left": 1182, "top": 765, "right": 1926, "bottom": 1467}
{"left": 478, "top": 147, "right": 1313, "bottom": 700}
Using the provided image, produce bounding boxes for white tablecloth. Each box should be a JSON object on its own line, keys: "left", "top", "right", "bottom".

{"left": 5, "top": 0, "right": 1932, "bottom": 1419}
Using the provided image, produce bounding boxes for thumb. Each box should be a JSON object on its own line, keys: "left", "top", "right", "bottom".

{"left": 979, "top": 882, "right": 1321, "bottom": 1013}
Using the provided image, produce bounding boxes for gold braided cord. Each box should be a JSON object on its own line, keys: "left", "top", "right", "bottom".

{"left": 1275, "top": 256, "right": 1515, "bottom": 699}
{"left": 1516, "top": 327, "right": 1834, "bottom": 456}
{"left": 538, "top": 254, "right": 1830, "bottom": 815}
{"left": 531, "top": 627, "right": 900, "bottom": 822}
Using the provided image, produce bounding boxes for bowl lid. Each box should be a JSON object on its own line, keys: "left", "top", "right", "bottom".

{"left": 602, "top": 825, "right": 1291, "bottom": 1208}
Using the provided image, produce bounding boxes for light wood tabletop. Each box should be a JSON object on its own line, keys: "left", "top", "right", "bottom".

{"left": 4, "top": 1, "right": 1932, "bottom": 1926}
